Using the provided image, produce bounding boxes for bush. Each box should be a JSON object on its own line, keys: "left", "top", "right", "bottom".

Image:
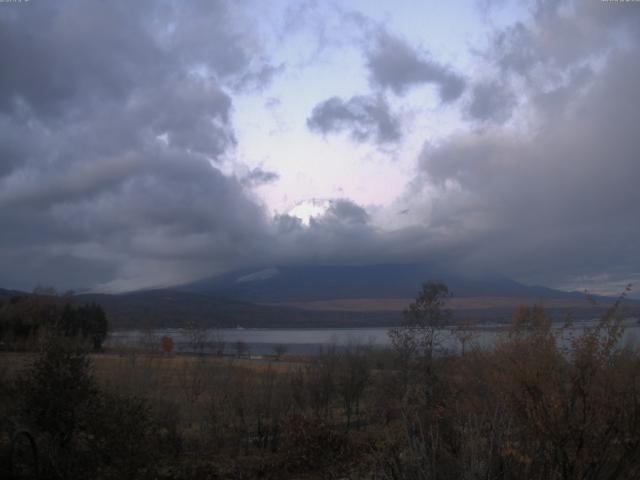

{"left": 278, "top": 414, "right": 349, "bottom": 472}
{"left": 376, "top": 292, "right": 640, "bottom": 480}
{"left": 14, "top": 337, "right": 163, "bottom": 479}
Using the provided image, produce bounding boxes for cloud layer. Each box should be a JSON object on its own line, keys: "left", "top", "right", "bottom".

{"left": 0, "top": 0, "right": 272, "bottom": 291}
{"left": 0, "top": 0, "right": 638, "bottom": 295}
{"left": 411, "top": 1, "right": 640, "bottom": 289}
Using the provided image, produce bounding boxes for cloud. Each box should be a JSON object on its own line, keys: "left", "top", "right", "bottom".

{"left": 324, "top": 199, "right": 370, "bottom": 225}
{"left": 233, "top": 62, "right": 286, "bottom": 93}
{"left": 465, "top": 81, "right": 517, "bottom": 124}
{"left": 414, "top": 25, "right": 640, "bottom": 287}
{"left": 489, "top": 1, "right": 640, "bottom": 78}
{"left": 307, "top": 94, "right": 401, "bottom": 144}
{"left": 366, "top": 31, "right": 466, "bottom": 101}
{"left": 241, "top": 168, "right": 280, "bottom": 187}
{"left": 1, "top": 0, "right": 638, "bottom": 297}
{"left": 0, "top": 0, "right": 274, "bottom": 292}
{"left": 1, "top": 2, "right": 403, "bottom": 293}
{"left": 269, "top": 198, "right": 473, "bottom": 271}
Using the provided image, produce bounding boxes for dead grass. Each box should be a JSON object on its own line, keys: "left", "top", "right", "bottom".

{"left": 268, "top": 296, "right": 603, "bottom": 312}
{"left": 2, "top": 350, "right": 303, "bottom": 429}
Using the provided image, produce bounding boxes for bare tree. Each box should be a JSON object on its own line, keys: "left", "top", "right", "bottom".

{"left": 160, "top": 335, "right": 174, "bottom": 354}
{"left": 388, "top": 281, "right": 452, "bottom": 394}
{"left": 234, "top": 340, "right": 248, "bottom": 358}
{"left": 451, "top": 318, "right": 478, "bottom": 356}
{"left": 337, "top": 343, "right": 371, "bottom": 431}
{"left": 185, "top": 320, "right": 209, "bottom": 355}
{"left": 306, "top": 345, "right": 338, "bottom": 421}
{"left": 272, "top": 344, "right": 288, "bottom": 359}
{"left": 211, "top": 325, "right": 225, "bottom": 356}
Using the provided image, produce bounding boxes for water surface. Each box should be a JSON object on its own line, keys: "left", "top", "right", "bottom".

{"left": 108, "top": 320, "right": 640, "bottom": 356}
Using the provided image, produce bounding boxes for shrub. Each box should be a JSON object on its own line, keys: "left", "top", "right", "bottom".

{"left": 14, "top": 336, "right": 163, "bottom": 479}
{"left": 278, "top": 414, "right": 349, "bottom": 472}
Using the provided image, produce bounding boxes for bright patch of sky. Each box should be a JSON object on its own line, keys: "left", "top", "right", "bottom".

{"left": 231, "top": 0, "right": 529, "bottom": 222}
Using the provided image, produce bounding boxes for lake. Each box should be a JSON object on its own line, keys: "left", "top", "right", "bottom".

{"left": 107, "top": 319, "right": 640, "bottom": 356}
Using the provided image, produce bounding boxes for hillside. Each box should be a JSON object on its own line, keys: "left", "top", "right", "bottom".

{"left": 75, "top": 289, "right": 401, "bottom": 329}
{"left": 181, "top": 263, "right": 588, "bottom": 303}
{"left": 3, "top": 264, "right": 635, "bottom": 330}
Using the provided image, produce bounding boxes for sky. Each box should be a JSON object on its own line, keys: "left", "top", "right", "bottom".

{"left": 0, "top": 0, "right": 639, "bottom": 296}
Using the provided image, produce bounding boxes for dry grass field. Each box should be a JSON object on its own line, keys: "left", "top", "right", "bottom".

{"left": 2, "top": 350, "right": 302, "bottom": 428}
{"left": 271, "top": 296, "right": 603, "bottom": 312}
{"left": 3, "top": 297, "right": 640, "bottom": 479}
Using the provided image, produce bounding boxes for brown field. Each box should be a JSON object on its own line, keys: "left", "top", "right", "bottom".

{"left": 3, "top": 302, "right": 640, "bottom": 479}
{"left": 269, "top": 296, "right": 598, "bottom": 312}
{"left": 1, "top": 350, "right": 303, "bottom": 428}
{"left": 0, "top": 256, "right": 634, "bottom": 480}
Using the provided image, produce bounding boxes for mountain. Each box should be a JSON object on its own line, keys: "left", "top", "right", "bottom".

{"left": 181, "top": 263, "right": 584, "bottom": 303}
{"left": 3, "top": 264, "right": 633, "bottom": 329}
{"left": 0, "top": 288, "right": 24, "bottom": 301}
{"left": 74, "top": 289, "right": 400, "bottom": 329}
{"left": 0, "top": 287, "right": 401, "bottom": 329}
{"left": 83, "top": 264, "right": 624, "bottom": 328}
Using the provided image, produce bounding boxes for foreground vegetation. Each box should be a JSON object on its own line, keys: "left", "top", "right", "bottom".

{"left": 0, "top": 290, "right": 108, "bottom": 352}
{"left": 1, "top": 283, "right": 639, "bottom": 479}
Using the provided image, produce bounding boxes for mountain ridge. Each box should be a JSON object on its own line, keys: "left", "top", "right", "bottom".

{"left": 2, "top": 264, "right": 635, "bottom": 329}
{"left": 180, "top": 263, "right": 590, "bottom": 303}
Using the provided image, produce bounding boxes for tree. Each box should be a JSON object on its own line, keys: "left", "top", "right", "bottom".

{"left": 451, "top": 318, "right": 478, "bottom": 356}
{"left": 80, "top": 303, "right": 108, "bottom": 351}
{"left": 337, "top": 343, "right": 371, "bottom": 431}
{"left": 16, "top": 336, "right": 159, "bottom": 478}
{"left": 389, "top": 281, "right": 451, "bottom": 363}
{"left": 307, "top": 345, "right": 338, "bottom": 420}
{"left": 234, "top": 340, "right": 248, "bottom": 358}
{"left": 185, "top": 320, "right": 209, "bottom": 355}
{"left": 161, "top": 335, "right": 174, "bottom": 354}
{"left": 16, "top": 337, "right": 96, "bottom": 477}
{"left": 0, "top": 293, "right": 109, "bottom": 351}
{"left": 211, "top": 325, "right": 226, "bottom": 356}
{"left": 273, "top": 344, "right": 288, "bottom": 359}
{"left": 388, "top": 281, "right": 451, "bottom": 398}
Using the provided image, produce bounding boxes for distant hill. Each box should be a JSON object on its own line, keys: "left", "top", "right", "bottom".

{"left": 181, "top": 263, "right": 586, "bottom": 303}
{"left": 75, "top": 289, "right": 401, "bottom": 329}
{"left": 0, "top": 288, "right": 24, "bottom": 301}
{"left": 75, "top": 288, "right": 636, "bottom": 329}
{"left": 3, "top": 264, "right": 635, "bottom": 329}
{"left": 88, "top": 263, "right": 635, "bottom": 328}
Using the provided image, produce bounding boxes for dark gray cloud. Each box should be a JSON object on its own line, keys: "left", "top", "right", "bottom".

{"left": 307, "top": 95, "right": 401, "bottom": 144}
{"left": 469, "top": 3, "right": 610, "bottom": 127}
{"left": 0, "top": 0, "right": 275, "bottom": 292}
{"left": 414, "top": 7, "right": 640, "bottom": 289}
{"left": 491, "top": 22, "right": 541, "bottom": 76}
{"left": 233, "top": 62, "right": 287, "bottom": 93}
{"left": 366, "top": 31, "right": 466, "bottom": 101}
{"left": 465, "top": 81, "right": 517, "bottom": 124}
{"left": 1, "top": 1, "right": 404, "bottom": 293}
{"left": 532, "top": 64, "right": 594, "bottom": 117}
{"left": 241, "top": 168, "right": 280, "bottom": 187}
{"left": 490, "top": 1, "right": 640, "bottom": 78}
{"left": 1, "top": 0, "right": 638, "bottom": 296}
{"left": 269, "top": 201, "right": 471, "bottom": 271}
{"left": 323, "top": 199, "right": 370, "bottom": 225}
{"left": 311, "top": 0, "right": 640, "bottom": 294}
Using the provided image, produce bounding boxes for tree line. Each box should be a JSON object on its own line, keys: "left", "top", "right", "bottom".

{"left": 0, "top": 290, "right": 108, "bottom": 351}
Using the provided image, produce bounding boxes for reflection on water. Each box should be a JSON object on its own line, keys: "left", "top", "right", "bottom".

{"left": 107, "top": 319, "right": 640, "bottom": 356}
